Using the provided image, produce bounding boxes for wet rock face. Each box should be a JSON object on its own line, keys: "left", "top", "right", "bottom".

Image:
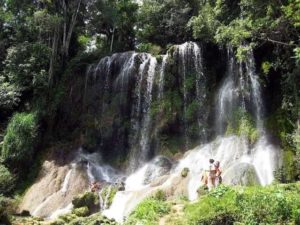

{"left": 144, "top": 156, "right": 173, "bottom": 184}
{"left": 18, "top": 151, "right": 89, "bottom": 219}
{"left": 222, "top": 163, "right": 260, "bottom": 186}
{"left": 60, "top": 42, "right": 217, "bottom": 169}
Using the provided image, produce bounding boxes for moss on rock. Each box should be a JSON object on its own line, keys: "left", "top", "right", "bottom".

{"left": 72, "top": 192, "right": 99, "bottom": 213}
{"left": 72, "top": 207, "right": 89, "bottom": 217}
{"left": 100, "top": 186, "right": 118, "bottom": 209}
{"left": 181, "top": 167, "right": 190, "bottom": 178}
{"left": 51, "top": 213, "right": 118, "bottom": 225}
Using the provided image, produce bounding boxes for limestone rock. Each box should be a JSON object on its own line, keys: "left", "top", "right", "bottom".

{"left": 18, "top": 157, "right": 89, "bottom": 219}
{"left": 222, "top": 163, "right": 260, "bottom": 186}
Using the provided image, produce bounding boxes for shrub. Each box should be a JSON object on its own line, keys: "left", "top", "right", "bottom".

{"left": 0, "top": 164, "right": 15, "bottom": 195}
{"left": 136, "top": 43, "right": 162, "bottom": 55}
{"left": 125, "top": 194, "right": 170, "bottom": 225}
{"left": 181, "top": 167, "right": 190, "bottom": 178}
{"left": 225, "top": 109, "right": 258, "bottom": 144}
{"left": 1, "top": 112, "right": 39, "bottom": 168}
{"left": 3, "top": 43, "right": 50, "bottom": 93}
{"left": 0, "top": 196, "right": 12, "bottom": 225}
{"left": 100, "top": 186, "right": 118, "bottom": 209}
{"left": 72, "top": 207, "right": 89, "bottom": 217}
{"left": 52, "top": 213, "right": 118, "bottom": 225}
{"left": 72, "top": 192, "right": 99, "bottom": 213}
{"left": 182, "top": 184, "right": 300, "bottom": 225}
{"left": 154, "top": 190, "right": 167, "bottom": 201}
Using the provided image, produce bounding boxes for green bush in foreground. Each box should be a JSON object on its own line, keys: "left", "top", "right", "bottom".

{"left": 0, "top": 164, "right": 15, "bottom": 195}
{"left": 72, "top": 192, "right": 99, "bottom": 213}
{"left": 125, "top": 191, "right": 170, "bottom": 225}
{"left": 0, "top": 196, "right": 13, "bottom": 225}
{"left": 2, "top": 112, "right": 38, "bottom": 168}
{"left": 181, "top": 184, "right": 300, "bottom": 225}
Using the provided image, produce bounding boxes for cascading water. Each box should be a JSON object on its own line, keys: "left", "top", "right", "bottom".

{"left": 102, "top": 44, "right": 280, "bottom": 223}
{"left": 137, "top": 56, "right": 158, "bottom": 165}
{"left": 31, "top": 42, "right": 281, "bottom": 223}
{"left": 175, "top": 42, "right": 208, "bottom": 147}
{"left": 245, "top": 49, "right": 264, "bottom": 130}
{"left": 128, "top": 54, "right": 158, "bottom": 171}
{"left": 158, "top": 55, "right": 168, "bottom": 104}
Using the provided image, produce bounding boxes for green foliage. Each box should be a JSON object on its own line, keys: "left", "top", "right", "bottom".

{"left": 72, "top": 192, "right": 99, "bottom": 212}
{"left": 87, "top": 0, "right": 138, "bottom": 52}
{"left": 2, "top": 112, "right": 39, "bottom": 167}
{"left": 136, "top": 43, "right": 162, "bottom": 55}
{"left": 236, "top": 45, "right": 253, "bottom": 62}
{"left": 32, "top": 9, "right": 62, "bottom": 34}
{"left": 181, "top": 167, "right": 190, "bottom": 178}
{"left": 294, "top": 47, "right": 300, "bottom": 63}
{"left": 188, "top": 3, "right": 220, "bottom": 42}
{"left": 0, "top": 164, "right": 15, "bottom": 195}
{"left": 261, "top": 61, "right": 272, "bottom": 75}
{"left": 100, "top": 186, "right": 118, "bottom": 208}
{"left": 72, "top": 207, "right": 89, "bottom": 217}
{"left": 0, "top": 78, "right": 21, "bottom": 113}
{"left": 52, "top": 213, "right": 118, "bottom": 225}
{"left": 154, "top": 190, "right": 167, "bottom": 201}
{"left": 283, "top": 0, "right": 300, "bottom": 28}
{"left": 225, "top": 109, "right": 258, "bottom": 144}
{"left": 293, "top": 122, "right": 300, "bottom": 152}
{"left": 177, "top": 184, "right": 300, "bottom": 225}
{"left": 215, "top": 18, "right": 254, "bottom": 47}
{"left": 186, "top": 100, "right": 199, "bottom": 121}
{"left": 2, "top": 42, "right": 50, "bottom": 93}
{"left": 0, "top": 195, "right": 12, "bottom": 225}
{"left": 137, "top": 0, "right": 197, "bottom": 47}
{"left": 125, "top": 193, "right": 170, "bottom": 225}
{"left": 238, "top": 116, "right": 259, "bottom": 144}
{"left": 184, "top": 185, "right": 237, "bottom": 225}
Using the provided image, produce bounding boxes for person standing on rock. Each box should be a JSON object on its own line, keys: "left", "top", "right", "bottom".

{"left": 207, "top": 159, "right": 217, "bottom": 190}
{"left": 201, "top": 159, "right": 216, "bottom": 190}
{"left": 214, "top": 161, "right": 222, "bottom": 187}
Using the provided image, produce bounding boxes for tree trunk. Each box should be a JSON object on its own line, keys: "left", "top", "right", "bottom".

{"left": 110, "top": 27, "right": 115, "bottom": 53}
{"left": 64, "top": 0, "right": 82, "bottom": 58}
{"left": 48, "top": 25, "right": 59, "bottom": 87}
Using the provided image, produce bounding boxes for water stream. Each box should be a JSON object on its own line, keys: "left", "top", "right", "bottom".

{"left": 31, "top": 42, "right": 281, "bottom": 223}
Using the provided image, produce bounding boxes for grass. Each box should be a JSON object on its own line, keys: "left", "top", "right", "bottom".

{"left": 166, "top": 183, "right": 300, "bottom": 225}
{"left": 125, "top": 191, "right": 171, "bottom": 225}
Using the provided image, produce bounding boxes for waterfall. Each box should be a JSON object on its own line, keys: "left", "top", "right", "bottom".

{"left": 158, "top": 55, "right": 168, "bottom": 103}
{"left": 214, "top": 45, "right": 278, "bottom": 185}
{"left": 245, "top": 49, "right": 264, "bottom": 130}
{"left": 216, "top": 47, "right": 236, "bottom": 134}
{"left": 175, "top": 42, "right": 207, "bottom": 147}
{"left": 138, "top": 56, "right": 157, "bottom": 162}
{"left": 99, "top": 185, "right": 113, "bottom": 211}
{"left": 79, "top": 43, "right": 281, "bottom": 223}
{"left": 216, "top": 46, "right": 264, "bottom": 135}
{"left": 26, "top": 42, "right": 283, "bottom": 223}
{"left": 177, "top": 43, "right": 190, "bottom": 149}
{"left": 129, "top": 55, "right": 158, "bottom": 170}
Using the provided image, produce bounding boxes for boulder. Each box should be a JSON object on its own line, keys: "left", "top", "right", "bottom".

{"left": 222, "top": 163, "right": 260, "bottom": 186}
{"left": 144, "top": 156, "right": 173, "bottom": 184}
{"left": 72, "top": 192, "right": 99, "bottom": 213}
{"left": 18, "top": 158, "right": 89, "bottom": 219}
{"left": 72, "top": 207, "right": 89, "bottom": 217}
{"left": 181, "top": 167, "right": 189, "bottom": 178}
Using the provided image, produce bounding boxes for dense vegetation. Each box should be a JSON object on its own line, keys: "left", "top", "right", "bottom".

{"left": 0, "top": 0, "right": 299, "bottom": 224}
{"left": 128, "top": 183, "right": 300, "bottom": 225}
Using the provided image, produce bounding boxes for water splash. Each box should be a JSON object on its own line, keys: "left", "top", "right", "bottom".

{"left": 216, "top": 46, "right": 264, "bottom": 135}
{"left": 102, "top": 44, "right": 281, "bottom": 223}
